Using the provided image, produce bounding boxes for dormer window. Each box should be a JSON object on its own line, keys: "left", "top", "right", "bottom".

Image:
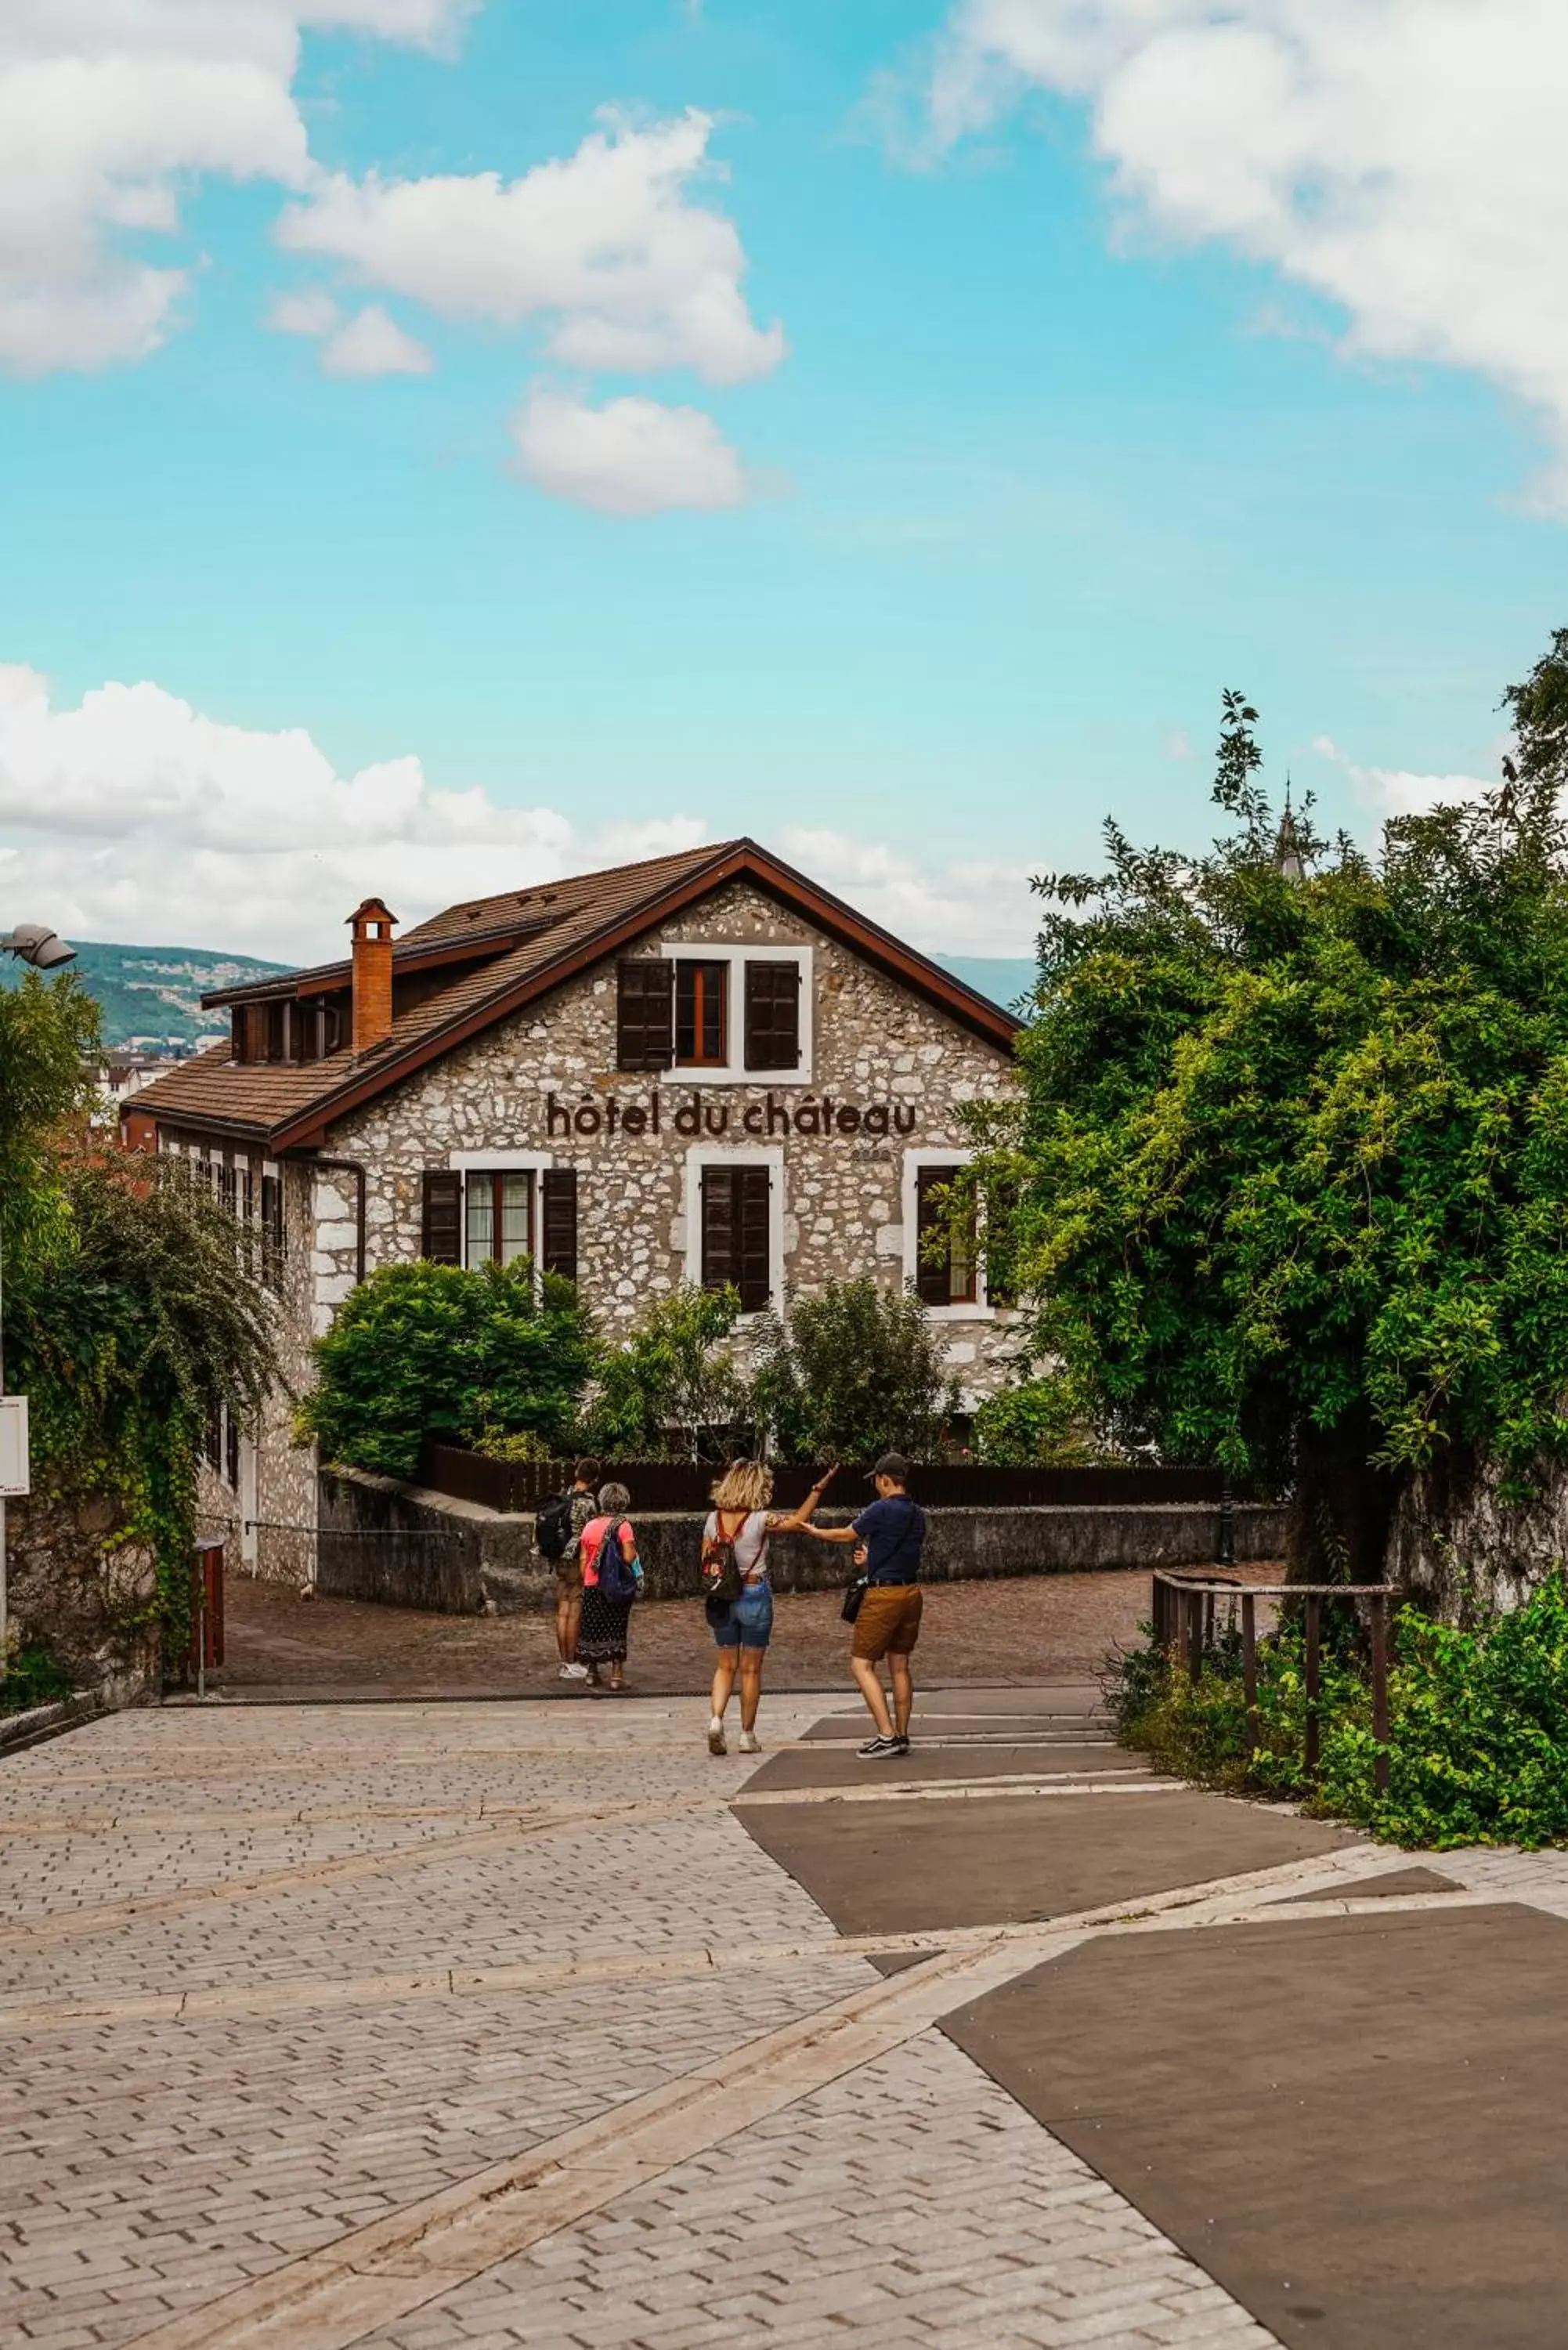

{"left": 616, "top": 945, "right": 813, "bottom": 1083}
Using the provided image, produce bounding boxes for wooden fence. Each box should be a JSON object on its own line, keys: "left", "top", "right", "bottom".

{"left": 416, "top": 1442, "right": 1227, "bottom": 1517}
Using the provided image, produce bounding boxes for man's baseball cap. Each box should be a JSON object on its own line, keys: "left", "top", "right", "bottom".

{"left": 869, "top": 1452, "right": 911, "bottom": 1482}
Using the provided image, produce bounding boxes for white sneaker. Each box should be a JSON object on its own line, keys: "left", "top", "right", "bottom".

{"left": 707, "top": 1717, "right": 727, "bottom": 1755}
{"left": 556, "top": 1662, "right": 576, "bottom": 1679}
{"left": 738, "top": 1730, "right": 761, "bottom": 1755}
{"left": 562, "top": 1662, "right": 590, "bottom": 1679}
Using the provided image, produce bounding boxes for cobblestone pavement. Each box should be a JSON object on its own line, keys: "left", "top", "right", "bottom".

{"left": 10, "top": 1689, "right": 1556, "bottom": 2348}
{"left": 219, "top": 1565, "right": 1282, "bottom": 1699}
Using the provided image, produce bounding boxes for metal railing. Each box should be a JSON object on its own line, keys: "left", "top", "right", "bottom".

{"left": 1152, "top": 1570, "right": 1396, "bottom": 1795}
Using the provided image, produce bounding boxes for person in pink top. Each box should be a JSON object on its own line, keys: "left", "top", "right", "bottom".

{"left": 576, "top": 1480, "right": 642, "bottom": 1691}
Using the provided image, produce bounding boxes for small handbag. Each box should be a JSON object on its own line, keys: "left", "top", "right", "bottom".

{"left": 841, "top": 1575, "right": 869, "bottom": 1625}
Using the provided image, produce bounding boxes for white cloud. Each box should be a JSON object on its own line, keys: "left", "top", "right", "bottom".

{"left": 0, "top": 667, "right": 1027, "bottom": 967}
{"left": 320, "top": 302, "right": 432, "bottom": 378}
{"left": 511, "top": 386, "right": 748, "bottom": 515}
{"left": 1310, "top": 730, "right": 1494, "bottom": 821}
{"left": 0, "top": 1, "right": 471, "bottom": 374}
{"left": 923, "top": 1, "right": 1568, "bottom": 501}
{"left": 278, "top": 109, "right": 784, "bottom": 387}
{"left": 0, "top": 663, "right": 710, "bottom": 962}
{"left": 777, "top": 827, "right": 1039, "bottom": 957}
{"left": 266, "top": 284, "right": 340, "bottom": 337}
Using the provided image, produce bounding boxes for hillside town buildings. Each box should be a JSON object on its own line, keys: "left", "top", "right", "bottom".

{"left": 125, "top": 841, "right": 1021, "bottom": 1581}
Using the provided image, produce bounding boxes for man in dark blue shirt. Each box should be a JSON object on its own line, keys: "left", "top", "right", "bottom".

{"left": 806, "top": 1452, "right": 926, "bottom": 1759}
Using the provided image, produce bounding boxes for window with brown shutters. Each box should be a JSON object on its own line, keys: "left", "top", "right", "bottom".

{"left": 541, "top": 1167, "right": 578, "bottom": 1283}
{"left": 700, "top": 1164, "right": 772, "bottom": 1313}
{"left": 616, "top": 959, "right": 674, "bottom": 1070}
{"left": 675, "top": 960, "right": 728, "bottom": 1065}
{"left": 915, "top": 1166, "right": 977, "bottom": 1306}
{"left": 743, "top": 960, "right": 800, "bottom": 1072}
{"left": 421, "top": 1170, "right": 463, "bottom": 1264}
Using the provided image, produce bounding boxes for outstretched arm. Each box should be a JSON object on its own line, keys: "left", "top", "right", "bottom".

{"left": 768, "top": 1467, "right": 838, "bottom": 1534}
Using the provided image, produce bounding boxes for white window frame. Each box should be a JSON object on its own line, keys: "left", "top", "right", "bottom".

{"left": 684, "top": 1143, "right": 786, "bottom": 1318}
{"left": 448, "top": 1148, "right": 554, "bottom": 1271}
{"left": 658, "top": 943, "right": 814, "bottom": 1086}
{"left": 901, "top": 1147, "right": 993, "bottom": 1322}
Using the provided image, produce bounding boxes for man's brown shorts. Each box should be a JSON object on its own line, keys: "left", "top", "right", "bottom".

{"left": 851, "top": 1583, "right": 923, "bottom": 1663}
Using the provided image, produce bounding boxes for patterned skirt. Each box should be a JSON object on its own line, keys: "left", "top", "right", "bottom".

{"left": 578, "top": 1583, "right": 633, "bottom": 1665}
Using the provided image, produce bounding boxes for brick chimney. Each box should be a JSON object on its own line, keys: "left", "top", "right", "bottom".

{"left": 348, "top": 897, "right": 397, "bottom": 1054}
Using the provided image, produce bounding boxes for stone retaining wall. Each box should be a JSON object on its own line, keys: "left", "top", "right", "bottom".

{"left": 319, "top": 1466, "right": 1288, "bottom": 1616}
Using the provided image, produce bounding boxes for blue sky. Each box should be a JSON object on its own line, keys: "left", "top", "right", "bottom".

{"left": 1, "top": 1, "right": 1563, "bottom": 960}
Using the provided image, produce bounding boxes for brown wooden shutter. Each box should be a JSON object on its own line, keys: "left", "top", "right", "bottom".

{"left": 421, "top": 1170, "right": 463, "bottom": 1264}
{"left": 700, "top": 1165, "right": 734, "bottom": 1295}
{"left": 701, "top": 1165, "right": 771, "bottom": 1311}
{"left": 914, "top": 1167, "right": 955, "bottom": 1305}
{"left": 743, "top": 961, "right": 800, "bottom": 1072}
{"left": 735, "top": 1166, "right": 771, "bottom": 1311}
{"left": 616, "top": 959, "right": 674, "bottom": 1070}
{"left": 541, "top": 1167, "right": 578, "bottom": 1282}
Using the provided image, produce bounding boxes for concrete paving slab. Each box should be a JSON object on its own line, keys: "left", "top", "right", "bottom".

{"left": 942, "top": 1903, "right": 1567, "bottom": 2350}
{"left": 742, "top": 1741, "right": 1147, "bottom": 1791}
{"left": 737, "top": 1788, "right": 1354, "bottom": 1935}
{"left": 1274, "top": 1864, "right": 1457, "bottom": 1903}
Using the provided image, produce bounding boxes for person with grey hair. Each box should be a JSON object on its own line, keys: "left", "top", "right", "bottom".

{"left": 576, "top": 1480, "right": 643, "bottom": 1691}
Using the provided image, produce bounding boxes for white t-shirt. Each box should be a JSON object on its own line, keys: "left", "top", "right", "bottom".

{"left": 703, "top": 1508, "right": 771, "bottom": 1582}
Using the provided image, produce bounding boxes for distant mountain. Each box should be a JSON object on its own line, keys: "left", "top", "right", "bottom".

{"left": 1, "top": 939, "right": 289, "bottom": 1053}
{"left": 938, "top": 956, "right": 1038, "bottom": 1013}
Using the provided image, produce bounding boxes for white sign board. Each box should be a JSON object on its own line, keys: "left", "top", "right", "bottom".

{"left": 0, "top": 1396, "right": 28, "bottom": 1498}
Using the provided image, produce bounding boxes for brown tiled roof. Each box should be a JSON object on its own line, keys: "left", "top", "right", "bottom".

{"left": 130, "top": 837, "right": 1020, "bottom": 1151}
{"left": 203, "top": 841, "right": 730, "bottom": 1007}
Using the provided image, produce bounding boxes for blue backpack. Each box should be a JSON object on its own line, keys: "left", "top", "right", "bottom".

{"left": 596, "top": 1521, "right": 641, "bottom": 1603}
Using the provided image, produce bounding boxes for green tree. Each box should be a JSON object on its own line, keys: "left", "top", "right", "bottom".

{"left": 971, "top": 634, "right": 1568, "bottom": 1590}
{"left": 2, "top": 969, "right": 277, "bottom": 1663}
{"left": 750, "top": 1278, "right": 958, "bottom": 1464}
{"left": 297, "top": 1258, "right": 594, "bottom": 1480}
{"left": 580, "top": 1284, "right": 747, "bottom": 1462}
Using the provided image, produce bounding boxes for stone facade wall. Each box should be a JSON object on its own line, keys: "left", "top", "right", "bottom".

{"left": 187, "top": 1156, "right": 318, "bottom": 1588}
{"left": 6, "top": 1489, "right": 159, "bottom": 1694}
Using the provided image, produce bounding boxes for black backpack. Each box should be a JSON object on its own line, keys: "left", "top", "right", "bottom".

{"left": 536, "top": 1491, "right": 575, "bottom": 1561}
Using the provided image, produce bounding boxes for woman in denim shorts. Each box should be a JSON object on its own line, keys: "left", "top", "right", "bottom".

{"left": 703, "top": 1460, "right": 834, "bottom": 1756}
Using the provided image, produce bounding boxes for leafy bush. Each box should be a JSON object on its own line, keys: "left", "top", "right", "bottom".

{"left": 1111, "top": 1571, "right": 1568, "bottom": 1848}
{"left": 580, "top": 1284, "right": 746, "bottom": 1462}
{"left": 298, "top": 1258, "right": 594, "bottom": 1480}
{"left": 471, "top": 1426, "right": 555, "bottom": 1464}
{"left": 750, "top": 1278, "right": 959, "bottom": 1465}
{"left": 972, "top": 1371, "right": 1109, "bottom": 1465}
{"left": 0, "top": 1643, "right": 72, "bottom": 1716}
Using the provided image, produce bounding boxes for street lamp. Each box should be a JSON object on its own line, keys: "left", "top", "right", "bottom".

{"left": 0, "top": 924, "right": 75, "bottom": 969}
{"left": 0, "top": 917, "right": 75, "bottom": 1668}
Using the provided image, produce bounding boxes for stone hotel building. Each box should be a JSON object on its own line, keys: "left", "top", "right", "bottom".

{"left": 125, "top": 840, "right": 1022, "bottom": 1581}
